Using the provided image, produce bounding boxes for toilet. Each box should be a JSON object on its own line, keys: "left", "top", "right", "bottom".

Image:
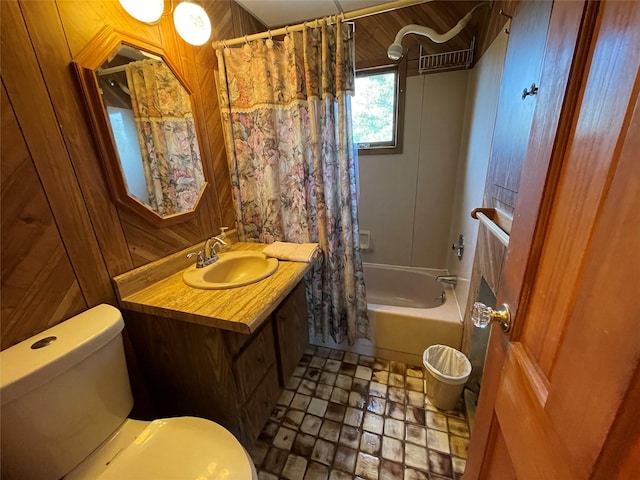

{"left": 0, "top": 304, "right": 258, "bottom": 480}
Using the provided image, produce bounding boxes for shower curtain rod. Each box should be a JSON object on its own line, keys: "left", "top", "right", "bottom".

{"left": 98, "top": 65, "right": 127, "bottom": 75}
{"left": 213, "top": 0, "right": 432, "bottom": 48}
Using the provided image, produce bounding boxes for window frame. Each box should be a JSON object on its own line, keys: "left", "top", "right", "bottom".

{"left": 353, "top": 59, "right": 407, "bottom": 155}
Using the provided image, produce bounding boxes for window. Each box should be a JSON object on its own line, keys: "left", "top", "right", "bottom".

{"left": 351, "top": 62, "right": 406, "bottom": 154}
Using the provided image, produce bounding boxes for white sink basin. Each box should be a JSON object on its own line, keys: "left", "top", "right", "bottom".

{"left": 182, "top": 251, "right": 278, "bottom": 289}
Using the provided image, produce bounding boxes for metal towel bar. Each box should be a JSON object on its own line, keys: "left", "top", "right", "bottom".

{"left": 471, "top": 208, "right": 511, "bottom": 247}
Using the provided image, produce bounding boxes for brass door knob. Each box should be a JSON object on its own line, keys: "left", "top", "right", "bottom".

{"left": 472, "top": 302, "right": 511, "bottom": 333}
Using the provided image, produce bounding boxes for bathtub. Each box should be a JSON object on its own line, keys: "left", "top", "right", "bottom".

{"left": 312, "top": 263, "right": 463, "bottom": 365}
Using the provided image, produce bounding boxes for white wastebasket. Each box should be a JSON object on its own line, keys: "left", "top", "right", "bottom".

{"left": 423, "top": 344, "right": 472, "bottom": 411}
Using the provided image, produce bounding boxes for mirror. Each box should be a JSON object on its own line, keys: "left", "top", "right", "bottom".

{"left": 73, "top": 27, "right": 207, "bottom": 226}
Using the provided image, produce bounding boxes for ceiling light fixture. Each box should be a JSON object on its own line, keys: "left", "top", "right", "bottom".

{"left": 173, "top": 2, "right": 212, "bottom": 46}
{"left": 118, "top": 0, "right": 165, "bottom": 24}
{"left": 118, "top": 0, "right": 212, "bottom": 47}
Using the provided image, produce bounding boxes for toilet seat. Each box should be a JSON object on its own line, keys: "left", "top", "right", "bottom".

{"left": 66, "top": 417, "right": 257, "bottom": 480}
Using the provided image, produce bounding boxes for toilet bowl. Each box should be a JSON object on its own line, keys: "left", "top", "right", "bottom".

{"left": 0, "top": 304, "right": 257, "bottom": 480}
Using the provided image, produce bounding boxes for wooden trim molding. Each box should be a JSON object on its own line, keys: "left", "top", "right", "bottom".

{"left": 72, "top": 26, "right": 209, "bottom": 227}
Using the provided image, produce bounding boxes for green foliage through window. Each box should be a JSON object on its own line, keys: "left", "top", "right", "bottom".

{"left": 352, "top": 70, "right": 397, "bottom": 147}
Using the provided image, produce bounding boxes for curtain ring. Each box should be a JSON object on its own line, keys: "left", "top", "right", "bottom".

{"left": 244, "top": 35, "right": 249, "bottom": 45}
{"left": 268, "top": 29, "right": 272, "bottom": 40}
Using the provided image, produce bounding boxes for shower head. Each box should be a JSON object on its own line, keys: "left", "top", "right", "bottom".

{"left": 386, "top": 2, "right": 490, "bottom": 61}
{"left": 387, "top": 42, "right": 404, "bottom": 61}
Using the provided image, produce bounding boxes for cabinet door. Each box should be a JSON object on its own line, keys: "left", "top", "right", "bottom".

{"left": 233, "top": 321, "right": 277, "bottom": 404}
{"left": 484, "top": 0, "right": 553, "bottom": 214}
{"left": 239, "top": 365, "right": 281, "bottom": 446}
{"left": 273, "top": 282, "right": 309, "bottom": 384}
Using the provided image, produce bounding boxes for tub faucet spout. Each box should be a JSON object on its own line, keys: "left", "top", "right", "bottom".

{"left": 436, "top": 275, "right": 458, "bottom": 286}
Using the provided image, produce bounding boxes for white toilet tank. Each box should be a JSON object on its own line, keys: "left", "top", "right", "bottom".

{"left": 1, "top": 304, "right": 134, "bottom": 480}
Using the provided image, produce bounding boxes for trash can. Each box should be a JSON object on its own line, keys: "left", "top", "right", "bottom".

{"left": 423, "top": 344, "right": 472, "bottom": 411}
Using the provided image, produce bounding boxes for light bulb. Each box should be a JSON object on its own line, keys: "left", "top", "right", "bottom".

{"left": 119, "top": 0, "right": 164, "bottom": 24}
{"left": 174, "top": 2, "right": 212, "bottom": 46}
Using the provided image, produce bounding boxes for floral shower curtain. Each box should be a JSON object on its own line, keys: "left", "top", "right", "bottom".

{"left": 216, "top": 22, "right": 368, "bottom": 344}
{"left": 125, "top": 59, "right": 204, "bottom": 215}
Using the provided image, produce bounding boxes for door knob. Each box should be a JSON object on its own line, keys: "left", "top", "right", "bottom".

{"left": 472, "top": 302, "right": 511, "bottom": 333}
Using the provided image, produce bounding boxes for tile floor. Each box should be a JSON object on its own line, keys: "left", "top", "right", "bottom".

{"left": 250, "top": 346, "right": 469, "bottom": 480}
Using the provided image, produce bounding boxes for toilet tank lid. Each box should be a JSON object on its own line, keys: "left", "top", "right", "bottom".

{"left": 1, "top": 304, "right": 125, "bottom": 405}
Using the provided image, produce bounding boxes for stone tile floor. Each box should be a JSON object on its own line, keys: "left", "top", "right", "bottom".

{"left": 249, "top": 346, "right": 469, "bottom": 480}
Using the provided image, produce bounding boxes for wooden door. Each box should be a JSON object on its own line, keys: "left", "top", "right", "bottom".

{"left": 466, "top": 1, "right": 640, "bottom": 478}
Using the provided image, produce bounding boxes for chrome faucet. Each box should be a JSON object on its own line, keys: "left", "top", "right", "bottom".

{"left": 187, "top": 236, "right": 229, "bottom": 268}
{"left": 435, "top": 275, "right": 458, "bottom": 287}
{"left": 186, "top": 251, "right": 206, "bottom": 268}
{"left": 204, "top": 236, "right": 228, "bottom": 264}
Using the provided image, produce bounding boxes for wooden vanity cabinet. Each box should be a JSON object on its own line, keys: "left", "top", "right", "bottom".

{"left": 123, "top": 280, "right": 309, "bottom": 447}
{"left": 273, "top": 281, "right": 309, "bottom": 385}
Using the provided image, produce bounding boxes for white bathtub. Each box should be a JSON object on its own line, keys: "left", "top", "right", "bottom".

{"left": 312, "top": 263, "right": 463, "bottom": 365}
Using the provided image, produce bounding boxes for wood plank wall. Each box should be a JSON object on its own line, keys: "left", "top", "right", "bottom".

{"left": 0, "top": 0, "right": 264, "bottom": 350}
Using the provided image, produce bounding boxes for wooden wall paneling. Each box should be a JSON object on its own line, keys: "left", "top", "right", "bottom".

{"left": 180, "top": 54, "right": 221, "bottom": 236}
{"left": 203, "top": 55, "right": 237, "bottom": 228}
{"left": 120, "top": 207, "right": 205, "bottom": 266}
{"left": 195, "top": 59, "right": 233, "bottom": 228}
{"left": 1, "top": 0, "right": 116, "bottom": 306}
{"left": 163, "top": 15, "right": 220, "bottom": 239}
{"left": 1, "top": 84, "right": 88, "bottom": 348}
{"left": 158, "top": 8, "right": 183, "bottom": 66}
{"left": 230, "top": 0, "right": 265, "bottom": 38}
{"left": 208, "top": 0, "right": 236, "bottom": 45}
{"left": 19, "top": 0, "right": 134, "bottom": 277}
{"left": 56, "top": 0, "right": 162, "bottom": 58}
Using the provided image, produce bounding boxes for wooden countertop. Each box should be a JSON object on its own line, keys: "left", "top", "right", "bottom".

{"left": 113, "top": 242, "right": 314, "bottom": 334}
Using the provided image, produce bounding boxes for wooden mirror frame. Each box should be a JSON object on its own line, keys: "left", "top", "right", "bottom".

{"left": 73, "top": 26, "right": 208, "bottom": 227}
